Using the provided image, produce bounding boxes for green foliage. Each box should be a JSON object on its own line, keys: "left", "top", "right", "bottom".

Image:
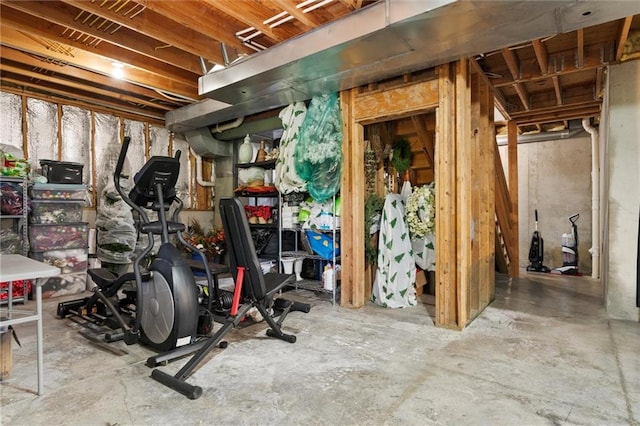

{"left": 392, "top": 137, "right": 412, "bottom": 174}
{"left": 364, "top": 193, "right": 385, "bottom": 265}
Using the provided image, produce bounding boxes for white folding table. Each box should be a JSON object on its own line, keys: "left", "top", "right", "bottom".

{"left": 1, "top": 254, "right": 60, "bottom": 395}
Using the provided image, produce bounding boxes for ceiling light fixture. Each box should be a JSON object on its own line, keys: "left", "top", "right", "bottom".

{"left": 111, "top": 61, "right": 125, "bottom": 79}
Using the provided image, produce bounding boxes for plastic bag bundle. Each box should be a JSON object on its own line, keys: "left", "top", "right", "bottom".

{"left": 275, "top": 102, "right": 308, "bottom": 195}
{"left": 95, "top": 177, "right": 136, "bottom": 264}
{"left": 294, "top": 93, "right": 343, "bottom": 202}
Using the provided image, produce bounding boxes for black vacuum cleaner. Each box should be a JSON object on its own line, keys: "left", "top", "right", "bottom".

{"left": 526, "top": 209, "right": 550, "bottom": 273}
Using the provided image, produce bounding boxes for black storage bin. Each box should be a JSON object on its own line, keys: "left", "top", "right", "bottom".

{"left": 40, "top": 160, "right": 84, "bottom": 184}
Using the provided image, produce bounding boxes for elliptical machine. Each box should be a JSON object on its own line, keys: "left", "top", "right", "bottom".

{"left": 59, "top": 137, "right": 213, "bottom": 352}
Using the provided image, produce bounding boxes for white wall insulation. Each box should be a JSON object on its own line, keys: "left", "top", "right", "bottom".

{"left": 173, "top": 133, "right": 192, "bottom": 209}
{"left": 149, "top": 125, "right": 170, "bottom": 157}
{"left": 27, "top": 99, "right": 58, "bottom": 174}
{"left": 93, "top": 113, "right": 120, "bottom": 201}
{"left": 0, "top": 92, "right": 23, "bottom": 155}
{"left": 61, "top": 105, "right": 90, "bottom": 169}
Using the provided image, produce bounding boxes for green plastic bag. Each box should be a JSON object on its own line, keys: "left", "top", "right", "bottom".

{"left": 294, "top": 93, "right": 343, "bottom": 202}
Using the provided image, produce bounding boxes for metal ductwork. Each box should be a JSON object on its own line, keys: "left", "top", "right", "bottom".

{"left": 166, "top": 0, "right": 640, "bottom": 144}
{"left": 183, "top": 128, "right": 232, "bottom": 158}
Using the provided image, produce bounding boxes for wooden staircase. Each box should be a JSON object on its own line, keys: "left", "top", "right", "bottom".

{"left": 494, "top": 139, "right": 517, "bottom": 276}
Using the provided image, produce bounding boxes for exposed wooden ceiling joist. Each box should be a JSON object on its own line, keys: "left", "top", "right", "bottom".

{"left": 0, "top": 0, "right": 638, "bottom": 131}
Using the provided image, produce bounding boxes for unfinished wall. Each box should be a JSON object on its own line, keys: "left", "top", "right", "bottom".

{"left": 499, "top": 134, "right": 593, "bottom": 274}
{"left": 605, "top": 60, "right": 640, "bottom": 321}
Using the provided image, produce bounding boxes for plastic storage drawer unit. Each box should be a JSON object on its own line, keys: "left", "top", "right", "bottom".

{"left": 40, "top": 160, "right": 83, "bottom": 184}
{"left": 30, "top": 247, "right": 88, "bottom": 274}
{"left": 30, "top": 200, "right": 83, "bottom": 224}
{"left": 29, "top": 222, "right": 88, "bottom": 251}
{"left": 30, "top": 183, "right": 86, "bottom": 201}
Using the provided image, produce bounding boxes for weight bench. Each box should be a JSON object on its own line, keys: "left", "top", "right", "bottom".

{"left": 150, "top": 197, "right": 310, "bottom": 399}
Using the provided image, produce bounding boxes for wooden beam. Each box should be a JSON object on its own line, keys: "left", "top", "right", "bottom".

{"left": 615, "top": 16, "right": 633, "bottom": 62}
{"left": 410, "top": 115, "right": 434, "bottom": 168}
{"left": 532, "top": 39, "right": 549, "bottom": 74}
{"left": 204, "top": 0, "right": 288, "bottom": 44}
{"left": 552, "top": 75, "right": 563, "bottom": 105}
{"left": 60, "top": 0, "right": 238, "bottom": 61}
{"left": 0, "top": 62, "right": 173, "bottom": 112}
{"left": 455, "top": 59, "right": 472, "bottom": 327}
{"left": 511, "top": 104, "right": 601, "bottom": 125}
{"left": 507, "top": 120, "right": 519, "bottom": 278}
{"left": 340, "top": 88, "right": 366, "bottom": 308}
{"left": 1, "top": 76, "right": 166, "bottom": 122}
{"left": 0, "top": 26, "right": 199, "bottom": 100}
{"left": 2, "top": 1, "right": 208, "bottom": 73}
{"left": 270, "top": 0, "right": 321, "bottom": 28}
{"left": 436, "top": 63, "right": 458, "bottom": 328}
{"left": 139, "top": 0, "right": 250, "bottom": 55}
{"left": 576, "top": 29, "right": 584, "bottom": 68}
{"left": 513, "top": 82, "right": 530, "bottom": 110}
{"left": 0, "top": 46, "right": 187, "bottom": 107}
{"left": 354, "top": 79, "right": 439, "bottom": 125}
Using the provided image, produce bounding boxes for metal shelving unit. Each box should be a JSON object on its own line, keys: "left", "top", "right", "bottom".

{"left": 279, "top": 194, "right": 340, "bottom": 305}
{"left": 0, "top": 176, "right": 30, "bottom": 304}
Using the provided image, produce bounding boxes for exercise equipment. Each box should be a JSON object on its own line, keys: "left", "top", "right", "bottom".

{"left": 58, "top": 136, "right": 214, "bottom": 352}
{"left": 552, "top": 213, "right": 581, "bottom": 276}
{"left": 526, "top": 209, "right": 550, "bottom": 273}
{"left": 149, "top": 197, "right": 310, "bottom": 399}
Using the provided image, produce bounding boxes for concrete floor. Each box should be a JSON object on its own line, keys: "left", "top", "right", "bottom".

{"left": 1, "top": 272, "right": 639, "bottom": 425}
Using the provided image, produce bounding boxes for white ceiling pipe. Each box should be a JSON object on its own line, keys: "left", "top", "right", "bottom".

{"left": 583, "top": 117, "right": 600, "bottom": 280}
{"left": 190, "top": 147, "right": 216, "bottom": 188}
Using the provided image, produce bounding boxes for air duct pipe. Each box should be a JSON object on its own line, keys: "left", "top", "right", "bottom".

{"left": 582, "top": 117, "right": 600, "bottom": 279}
{"left": 188, "top": 117, "right": 245, "bottom": 191}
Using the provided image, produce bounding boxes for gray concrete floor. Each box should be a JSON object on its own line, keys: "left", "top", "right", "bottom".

{"left": 1, "top": 272, "right": 639, "bottom": 425}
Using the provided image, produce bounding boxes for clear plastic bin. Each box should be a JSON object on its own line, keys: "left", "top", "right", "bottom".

{"left": 29, "top": 222, "right": 88, "bottom": 251}
{"left": 30, "top": 247, "right": 88, "bottom": 274}
{"left": 30, "top": 183, "right": 86, "bottom": 201}
{"left": 37, "top": 272, "right": 87, "bottom": 299}
{"left": 30, "top": 200, "right": 84, "bottom": 224}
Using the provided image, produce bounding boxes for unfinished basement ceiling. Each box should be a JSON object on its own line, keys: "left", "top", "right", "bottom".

{"left": 1, "top": 1, "right": 640, "bottom": 135}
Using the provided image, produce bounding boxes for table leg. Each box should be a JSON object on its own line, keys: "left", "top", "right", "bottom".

{"left": 36, "top": 284, "right": 43, "bottom": 395}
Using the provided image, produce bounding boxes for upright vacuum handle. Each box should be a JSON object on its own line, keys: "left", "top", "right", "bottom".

{"left": 535, "top": 209, "right": 538, "bottom": 222}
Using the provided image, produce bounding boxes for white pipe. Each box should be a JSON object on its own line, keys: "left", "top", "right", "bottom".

{"left": 190, "top": 147, "right": 216, "bottom": 188}
{"left": 214, "top": 117, "right": 244, "bottom": 133}
{"left": 583, "top": 117, "right": 600, "bottom": 279}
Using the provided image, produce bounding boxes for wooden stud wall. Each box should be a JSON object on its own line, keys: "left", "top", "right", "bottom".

{"left": 435, "top": 63, "right": 459, "bottom": 328}
{"left": 340, "top": 88, "right": 366, "bottom": 307}
{"left": 341, "top": 60, "right": 498, "bottom": 328}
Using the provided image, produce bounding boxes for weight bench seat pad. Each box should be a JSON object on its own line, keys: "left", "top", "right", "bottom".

{"left": 219, "top": 197, "right": 295, "bottom": 303}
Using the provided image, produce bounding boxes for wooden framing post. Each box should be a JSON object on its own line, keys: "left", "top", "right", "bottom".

{"left": 507, "top": 120, "right": 519, "bottom": 277}
{"left": 455, "top": 59, "right": 472, "bottom": 327}
{"left": 340, "top": 89, "right": 366, "bottom": 307}
{"left": 436, "top": 63, "right": 458, "bottom": 328}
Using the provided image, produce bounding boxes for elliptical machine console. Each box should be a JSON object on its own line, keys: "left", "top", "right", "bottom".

{"left": 58, "top": 136, "right": 211, "bottom": 353}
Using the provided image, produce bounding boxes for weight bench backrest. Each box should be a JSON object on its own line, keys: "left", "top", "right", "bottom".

{"left": 219, "top": 197, "right": 267, "bottom": 301}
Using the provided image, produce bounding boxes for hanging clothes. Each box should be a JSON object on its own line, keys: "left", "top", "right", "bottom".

{"left": 372, "top": 194, "right": 417, "bottom": 308}
{"left": 275, "top": 102, "right": 307, "bottom": 195}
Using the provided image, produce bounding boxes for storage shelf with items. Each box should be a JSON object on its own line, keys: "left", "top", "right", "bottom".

{"left": 1, "top": 176, "right": 30, "bottom": 304}
{"left": 279, "top": 193, "right": 341, "bottom": 305}
{"left": 28, "top": 183, "right": 88, "bottom": 299}
{"left": 234, "top": 156, "right": 280, "bottom": 262}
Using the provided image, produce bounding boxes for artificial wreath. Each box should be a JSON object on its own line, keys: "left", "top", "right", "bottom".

{"left": 392, "top": 137, "right": 412, "bottom": 174}
{"left": 405, "top": 183, "right": 436, "bottom": 238}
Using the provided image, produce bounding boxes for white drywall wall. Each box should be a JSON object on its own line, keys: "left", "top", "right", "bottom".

{"left": 605, "top": 60, "right": 640, "bottom": 321}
